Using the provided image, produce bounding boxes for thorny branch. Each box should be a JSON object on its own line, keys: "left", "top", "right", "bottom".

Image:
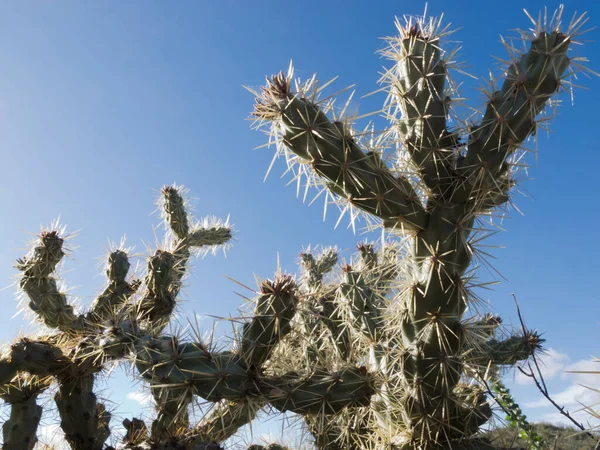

{"left": 512, "top": 294, "right": 600, "bottom": 449}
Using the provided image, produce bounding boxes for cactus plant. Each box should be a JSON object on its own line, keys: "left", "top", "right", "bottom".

{"left": 0, "top": 6, "right": 595, "bottom": 450}
{"left": 0, "top": 185, "right": 373, "bottom": 450}
{"left": 251, "top": 5, "right": 593, "bottom": 449}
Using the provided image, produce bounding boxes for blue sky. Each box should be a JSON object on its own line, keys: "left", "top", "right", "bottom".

{"left": 0, "top": 0, "right": 599, "bottom": 445}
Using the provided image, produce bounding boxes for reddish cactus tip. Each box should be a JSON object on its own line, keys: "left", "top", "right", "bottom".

{"left": 260, "top": 274, "right": 295, "bottom": 295}
{"left": 253, "top": 71, "right": 292, "bottom": 120}
{"left": 40, "top": 230, "right": 61, "bottom": 240}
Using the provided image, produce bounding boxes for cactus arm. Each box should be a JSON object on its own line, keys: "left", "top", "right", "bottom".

{"left": 300, "top": 247, "right": 338, "bottom": 288}
{"left": 2, "top": 395, "right": 43, "bottom": 450}
{"left": 54, "top": 373, "right": 108, "bottom": 450}
{"left": 95, "top": 403, "right": 112, "bottom": 450}
{"left": 121, "top": 418, "right": 149, "bottom": 447}
{"left": 132, "top": 273, "right": 373, "bottom": 415}
{"left": 340, "top": 244, "right": 400, "bottom": 345}
{"left": 190, "top": 399, "right": 266, "bottom": 445}
{"left": 53, "top": 342, "right": 109, "bottom": 450}
{"left": 1, "top": 375, "right": 50, "bottom": 450}
{"left": 0, "top": 361, "right": 17, "bottom": 387}
{"left": 241, "top": 275, "right": 298, "bottom": 367}
{"left": 319, "top": 293, "right": 352, "bottom": 361}
{"left": 15, "top": 231, "right": 84, "bottom": 332}
{"left": 137, "top": 249, "right": 180, "bottom": 324}
{"left": 339, "top": 266, "right": 385, "bottom": 343}
{"left": 306, "top": 417, "right": 350, "bottom": 450}
{"left": 298, "top": 249, "right": 352, "bottom": 361}
{"left": 381, "top": 20, "right": 457, "bottom": 196}
{"left": 254, "top": 81, "right": 428, "bottom": 231}
{"left": 457, "top": 31, "right": 572, "bottom": 207}
{"left": 0, "top": 339, "right": 108, "bottom": 450}
{"left": 472, "top": 331, "right": 543, "bottom": 366}
{"left": 87, "top": 249, "right": 140, "bottom": 324}
{"left": 2, "top": 339, "right": 70, "bottom": 381}
{"left": 137, "top": 186, "right": 232, "bottom": 327}
{"left": 149, "top": 385, "right": 191, "bottom": 441}
{"left": 262, "top": 366, "right": 374, "bottom": 415}
{"left": 135, "top": 336, "right": 373, "bottom": 414}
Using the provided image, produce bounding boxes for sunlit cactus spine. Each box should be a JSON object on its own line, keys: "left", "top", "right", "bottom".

{"left": 251, "top": 6, "right": 593, "bottom": 449}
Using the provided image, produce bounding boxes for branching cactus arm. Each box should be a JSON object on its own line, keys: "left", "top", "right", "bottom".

{"left": 253, "top": 73, "right": 428, "bottom": 232}
{"left": 137, "top": 185, "right": 232, "bottom": 327}
{"left": 87, "top": 249, "right": 140, "bottom": 324}
{"left": 15, "top": 230, "right": 84, "bottom": 333}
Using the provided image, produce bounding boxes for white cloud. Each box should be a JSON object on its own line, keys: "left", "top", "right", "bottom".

{"left": 526, "top": 384, "right": 598, "bottom": 409}
{"left": 533, "top": 411, "right": 598, "bottom": 429}
{"left": 127, "top": 390, "right": 154, "bottom": 406}
{"left": 521, "top": 357, "right": 600, "bottom": 427}
{"left": 563, "top": 359, "right": 600, "bottom": 385}
{"left": 515, "top": 348, "right": 571, "bottom": 385}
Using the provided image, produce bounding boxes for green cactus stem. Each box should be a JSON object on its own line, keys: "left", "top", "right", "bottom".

{"left": 0, "top": 338, "right": 70, "bottom": 384}
{"left": 254, "top": 84, "right": 427, "bottom": 231}
{"left": 381, "top": 20, "right": 457, "bottom": 197}
{"left": 241, "top": 275, "right": 298, "bottom": 367}
{"left": 191, "top": 399, "right": 266, "bottom": 445}
{"left": 16, "top": 230, "right": 84, "bottom": 332}
{"left": 469, "top": 331, "right": 543, "bottom": 366}
{"left": 87, "top": 249, "right": 140, "bottom": 324}
{"left": 1, "top": 375, "right": 50, "bottom": 450}
{"left": 137, "top": 185, "right": 232, "bottom": 327}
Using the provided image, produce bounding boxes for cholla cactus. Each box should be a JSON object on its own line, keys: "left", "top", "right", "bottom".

{"left": 0, "top": 185, "right": 371, "bottom": 450}
{"left": 0, "top": 7, "right": 594, "bottom": 450}
{"left": 251, "top": 6, "right": 593, "bottom": 450}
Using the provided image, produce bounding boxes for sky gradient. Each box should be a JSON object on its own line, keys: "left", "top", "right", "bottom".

{"left": 0, "top": 0, "right": 599, "bottom": 446}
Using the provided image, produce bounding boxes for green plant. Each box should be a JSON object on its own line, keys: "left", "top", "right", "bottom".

{"left": 491, "top": 379, "right": 545, "bottom": 449}
{"left": 0, "top": 6, "right": 594, "bottom": 450}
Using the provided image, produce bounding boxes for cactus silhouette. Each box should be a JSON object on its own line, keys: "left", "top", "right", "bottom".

{"left": 0, "top": 6, "right": 595, "bottom": 450}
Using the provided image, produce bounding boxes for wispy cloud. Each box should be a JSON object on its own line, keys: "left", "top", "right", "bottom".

{"left": 520, "top": 357, "right": 600, "bottom": 427}
{"left": 526, "top": 384, "right": 597, "bottom": 409}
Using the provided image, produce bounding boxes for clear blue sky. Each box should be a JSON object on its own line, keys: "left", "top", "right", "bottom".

{"left": 0, "top": 0, "right": 599, "bottom": 443}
